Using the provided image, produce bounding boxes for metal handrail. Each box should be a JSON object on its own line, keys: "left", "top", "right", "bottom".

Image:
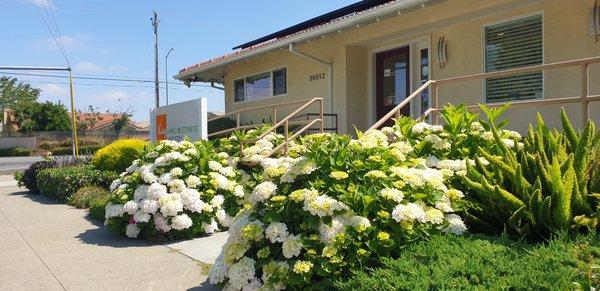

{"left": 371, "top": 56, "right": 600, "bottom": 130}
{"left": 240, "top": 97, "right": 324, "bottom": 157}
{"left": 207, "top": 97, "right": 323, "bottom": 138}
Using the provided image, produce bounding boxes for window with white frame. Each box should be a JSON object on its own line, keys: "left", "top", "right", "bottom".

{"left": 234, "top": 68, "right": 287, "bottom": 102}
{"left": 485, "top": 14, "right": 543, "bottom": 102}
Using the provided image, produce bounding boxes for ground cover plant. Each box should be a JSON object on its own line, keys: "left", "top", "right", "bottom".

{"left": 335, "top": 233, "right": 600, "bottom": 290}
{"left": 103, "top": 139, "right": 248, "bottom": 240}
{"left": 37, "top": 165, "right": 117, "bottom": 203}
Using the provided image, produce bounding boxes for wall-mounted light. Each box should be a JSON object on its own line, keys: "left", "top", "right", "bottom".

{"left": 437, "top": 36, "right": 448, "bottom": 69}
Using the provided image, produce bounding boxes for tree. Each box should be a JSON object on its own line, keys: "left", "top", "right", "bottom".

{"left": 0, "top": 76, "right": 39, "bottom": 120}
{"left": 16, "top": 101, "right": 71, "bottom": 133}
{"left": 111, "top": 105, "right": 135, "bottom": 131}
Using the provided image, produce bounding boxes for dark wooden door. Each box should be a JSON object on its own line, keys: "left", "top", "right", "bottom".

{"left": 376, "top": 47, "right": 410, "bottom": 121}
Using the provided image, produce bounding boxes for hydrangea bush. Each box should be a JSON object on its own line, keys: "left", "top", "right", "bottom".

{"left": 104, "top": 140, "right": 248, "bottom": 240}
{"left": 209, "top": 128, "right": 471, "bottom": 290}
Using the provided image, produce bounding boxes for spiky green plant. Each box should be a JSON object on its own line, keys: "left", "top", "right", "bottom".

{"left": 461, "top": 108, "right": 600, "bottom": 239}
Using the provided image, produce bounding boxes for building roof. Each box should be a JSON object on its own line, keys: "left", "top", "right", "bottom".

{"left": 233, "top": 0, "right": 394, "bottom": 50}
{"left": 176, "top": 0, "right": 433, "bottom": 83}
{"left": 76, "top": 113, "right": 144, "bottom": 131}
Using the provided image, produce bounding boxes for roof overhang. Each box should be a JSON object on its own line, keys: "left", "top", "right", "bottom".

{"left": 175, "top": 0, "right": 440, "bottom": 85}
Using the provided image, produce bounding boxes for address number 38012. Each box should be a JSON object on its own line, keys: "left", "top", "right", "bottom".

{"left": 309, "top": 73, "right": 325, "bottom": 82}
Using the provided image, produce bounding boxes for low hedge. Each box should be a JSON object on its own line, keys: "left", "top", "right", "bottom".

{"left": 91, "top": 139, "right": 147, "bottom": 173}
{"left": 69, "top": 185, "right": 111, "bottom": 209}
{"left": 15, "top": 160, "right": 57, "bottom": 192}
{"left": 335, "top": 234, "right": 600, "bottom": 290}
{"left": 0, "top": 147, "right": 32, "bottom": 157}
{"left": 37, "top": 165, "right": 117, "bottom": 203}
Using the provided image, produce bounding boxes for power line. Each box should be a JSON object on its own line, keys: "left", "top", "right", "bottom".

{"left": 0, "top": 71, "right": 213, "bottom": 88}
{"left": 31, "top": 0, "right": 70, "bottom": 66}
{"left": 11, "top": 78, "right": 221, "bottom": 94}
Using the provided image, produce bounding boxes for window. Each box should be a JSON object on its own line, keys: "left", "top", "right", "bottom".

{"left": 485, "top": 14, "right": 543, "bottom": 102}
{"left": 233, "top": 68, "right": 287, "bottom": 102}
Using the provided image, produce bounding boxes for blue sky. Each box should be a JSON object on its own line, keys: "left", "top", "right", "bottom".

{"left": 0, "top": 0, "right": 354, "bottom": 121}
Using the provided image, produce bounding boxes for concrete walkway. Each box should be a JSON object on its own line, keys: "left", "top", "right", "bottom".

{"left": 0, "top": 175, "right": 217, "bottom": 290}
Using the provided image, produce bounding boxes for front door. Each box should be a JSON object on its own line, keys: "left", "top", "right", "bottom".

{"left": 375, "top": 47, "right": 410, "bottom": 121}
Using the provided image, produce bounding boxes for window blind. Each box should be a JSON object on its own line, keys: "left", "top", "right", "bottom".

{"left": 485, "top": 15, "right": 543, "bottom": 102}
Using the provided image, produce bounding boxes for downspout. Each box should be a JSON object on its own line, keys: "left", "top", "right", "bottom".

{"left": 288, "top": 43, "right": 333, "bottom": 114}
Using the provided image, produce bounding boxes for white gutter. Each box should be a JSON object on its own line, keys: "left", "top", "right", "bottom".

{"left": 175, "top": 0, "right": 435, "bottom": 80}
{"left": 288, "top": 43, "right": 334, "bottom": 113}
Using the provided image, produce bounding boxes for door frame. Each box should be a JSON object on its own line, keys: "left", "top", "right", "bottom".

{"left": 367, "top": 35, "right": 431, "bottom": 126}
{"left": 375, "top": 46, "right": 411, "bottom": 121}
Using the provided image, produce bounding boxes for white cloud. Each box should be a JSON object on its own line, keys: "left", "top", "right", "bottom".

{"left": 73, "top": 61, "right": 128, "bottom": 73}
{"left": 34, "top": 33, "right": 92, "bottom": 51}
{"left": 37, "top": 83, "right": 68, "bottom": 97}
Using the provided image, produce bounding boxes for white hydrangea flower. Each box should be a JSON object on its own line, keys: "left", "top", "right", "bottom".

{"left": 211, "top": 195, "right": 225, "bottom": 208}
{"left": 227, "top": 257, "right": 256, "bottom": 290}
{"left": 185, "top": 175, "right": 201, "bottom": 188}
{"left": 109, "top": 179, "right": 121, "bottom": 192}
{"left": 392, "top": 202, "right": 427, "bottom": 223}
{"left": 445, "top": 214, "right": 467, "bottom": 234}
{"left": 249, "top": 181, "right": 277, "bottom": 204}
{"left": 147, "top": 183, "right": 168, "bottom": 200}
{"left": 216, "top": 209, "right": 232, "bottom": 227}
{"left": 424, "top": 207, "right": 444, "bottom": 224}
{"left": 125, "top": 223, "right": 140, "bottom": 238}
{"left": 210, "top": 172, "right": 231, "bottom": 191}
{"left": 412, "top": 122, "right": 430, "bottom": 134}
{"left": 133, "top": 210, "right": 151, "bottom": 223}
{"left": 154, "top": 214, "right": 171, "bottom": 232}
{"left": 141, "top": 171, "right": 158, "bottom": 184}
{"left": 146, "top": 151, "right": 159, "bottom": 158}
{"left": 303, "top": 194, "right": 348, "bottom": 217}
{"left": 209, "top": 160, "right": 223, "bottom": 171}
{"left": 172, "top": 213, "right": 193, "bottom": 230}
{"left": 168, "top": 179, "right": 186, "bottom": 193}
{"left": 104, "top": 202, "right": 125, "bottom": 219}
{"left": 282, "top": 234, "right": 303, "bottom": 259}
{"left": 158, "top": 193, "right": 183, "bottom": 216}
{"left": 170, "top": 167, "right": 183, "bottom": 177}
{"left": 202, "top": 218, "right": 219, "bottom": 234}
{"left": 158, "top": 173, "right": 173, "bottom": 184}
{"left": 347, "top": 215, "right": 371, "bottom": 230}
{"left": 379, "top": 188, "right": 404, "bottom": 203}
{"left": 435, "top": 195, "right": 454, "bottom": 213}
{"left": 234, "top": 185, "right": 245, "bottom": 198}
{"left": 133, "top": 185, "right": 149, "bottom": 201}
{"left": 265, "top": 222, "right": 289, "bottom": 243}
{"left": 140, "top": 199, "right": 158, "bottom": 214}
{"left": 123, "top": 201, "right": 139, "bottom": 215}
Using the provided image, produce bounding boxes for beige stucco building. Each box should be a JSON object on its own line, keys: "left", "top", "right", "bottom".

{"left": 176, "top": 0, "right": 600, "bottom": 134}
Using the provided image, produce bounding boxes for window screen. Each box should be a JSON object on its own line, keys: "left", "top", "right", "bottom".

{"left": 485, "top": 14, "right": 543, "bottom": 102}
{"left": 273, "top": 68, "right": 287, "bottom": 96}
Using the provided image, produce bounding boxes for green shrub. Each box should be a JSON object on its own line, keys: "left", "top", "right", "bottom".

{"left": 37, "top": 165, "right": 118, "bottom": 203}
{"left": 69, "top": 185, "right": 111, "bottom": 209}
{"left": 461, "top": 109, "right": 600, "bottom": 239}
{"left": 89, "top": 197, "right": 109, "bottom": 221}
{"left": 91, "top": 139, "right": 147, "bottom": 172}
{"left": 15, "top": 159, "right": 57, "bottom": 192}
{"left": 0, "top": 147, "right": 32, "bottom": 157}
{"left": 336, "top": 234, "right": 600, "bottom": 290}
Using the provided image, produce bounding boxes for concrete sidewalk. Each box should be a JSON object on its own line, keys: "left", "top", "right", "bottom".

{"left": 0, "top": 175, "right": 216, "bottom": 290}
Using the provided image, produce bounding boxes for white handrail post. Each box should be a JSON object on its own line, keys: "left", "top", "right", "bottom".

{"left": 581, "top": 63, "right": 589, "bottom": 126}
{"left": 284, "top": 120, "right": 289, "bottom": 154}
{"left": 273, "top": 107, "right": 277, "bottom": 124}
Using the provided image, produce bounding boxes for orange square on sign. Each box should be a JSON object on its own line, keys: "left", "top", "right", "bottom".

{"left": 156, "top": 114, "right": 167, "bottom": 141}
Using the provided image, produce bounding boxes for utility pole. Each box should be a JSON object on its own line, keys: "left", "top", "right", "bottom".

{"left": 152, "top": 11, "right": 160, "bottom": 108}
{"left": 165, "top": 48, "right": 174, "bottom": 105}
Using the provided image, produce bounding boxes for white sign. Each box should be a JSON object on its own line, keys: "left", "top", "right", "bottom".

{"left": 150, "top": 98, "right": 208, "bottom": 142}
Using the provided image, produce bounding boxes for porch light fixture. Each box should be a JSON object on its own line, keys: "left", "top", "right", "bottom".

{"left": 437, "top": 36, "right": 448, "bottom": 69}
